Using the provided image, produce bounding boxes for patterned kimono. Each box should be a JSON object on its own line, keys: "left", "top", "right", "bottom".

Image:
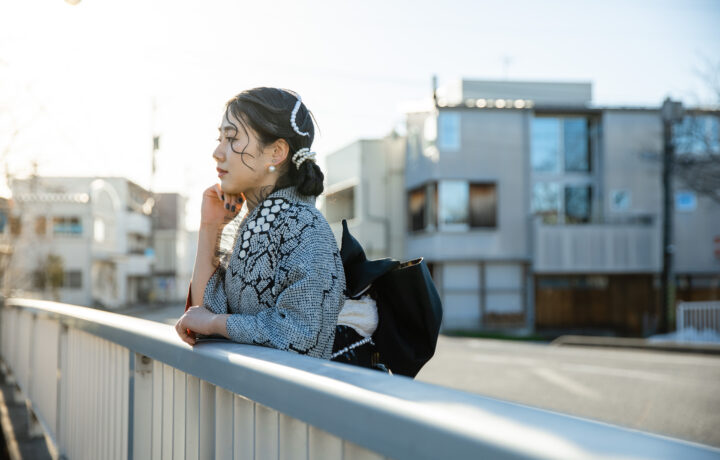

{"left": 202, "top": 186, "right": 345, "bottom": 359}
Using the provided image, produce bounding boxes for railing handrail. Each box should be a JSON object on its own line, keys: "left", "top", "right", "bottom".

{"left": 5, "top": 297, "right": 720, "bottom": 460}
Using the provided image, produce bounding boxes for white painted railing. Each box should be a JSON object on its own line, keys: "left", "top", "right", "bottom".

{"left": 676, "top": 301, "right": 720, "bottom": 342}
{"left": 1, "top": 298, "right": 719, "bottom": 460}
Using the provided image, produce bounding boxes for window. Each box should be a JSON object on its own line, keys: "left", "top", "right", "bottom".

{"left": 532, "top": 117, "right": 591, "bottom": 172}
{"left": 35, "top": 217, "right": 47, "bottom": 236}
{"left": 410, "top": 181, "right": 496, "bottom": 232}
{"left": 63, "top": 270, "right": 82, "bottom": 289}
{"left": 674, "top": 115, "right": 720, "bottom": 155}
{"left": 325, "top": 187, "right": 355, "bottom": 223}
{"left": 408, "top": 184, "right": 437, "bottom": 232}
{"left": 439, "top": 180, "right": 469, "bottom": 228}
{"left": 563, "top": 118, "right": 590, "bottom": 172}
{"left": 565, "top": 185, "right": 592, "bottom": 224}
{"left": 532, "top": 115, "right": 596, "bottom": 225}
{"left": 531, "top": 118, "right": 560, "bottom": 172}
{"left": 437, "top": 112, "right": 461, "bottom": 152}
{"left": 532, "top": 182, "right": 560, "bottom": 224}
{"left": 94, "top": 218, "right": 105, "bottom": 242}
{"left": 53, "top": 217, "right": 82, "bottom": 235}
{"left": 470, "top": 183, "right": 497, "bottom": 228}
{"left": 533, "top": 183, "right": 592, "bottom": 224}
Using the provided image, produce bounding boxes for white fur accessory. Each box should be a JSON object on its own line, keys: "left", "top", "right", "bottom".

{"left": 290, "top": 96, "right": 310, "bottom": 137}
{"left": 292, "top": 148, "right": 317, "bottom": 169}
{"left": 336, "top": 295, "right": 378, "bottom": 338}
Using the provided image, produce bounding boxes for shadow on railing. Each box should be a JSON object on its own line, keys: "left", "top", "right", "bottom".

{"left": 1, "top": 297, "right": 718, "bottom": 460}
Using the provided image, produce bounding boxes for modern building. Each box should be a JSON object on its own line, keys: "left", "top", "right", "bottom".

{"left": 325, "top": 79, "right": 720, "bottom": 336}
{"left": 152, "top": 192, "right": 192, "bottom": 303}
{"left": 322, "top": 135, "right": 406, "bottom": 261}
{"left": 8, "top": 176, "right": 155, "bottom": 308}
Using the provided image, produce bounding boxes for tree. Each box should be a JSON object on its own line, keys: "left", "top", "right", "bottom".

{"left": 673, "top": 58, "right": 720, "bottom": 204}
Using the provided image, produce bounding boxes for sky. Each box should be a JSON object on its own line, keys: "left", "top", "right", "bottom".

{"left": 1, "top": 0, "right": 719, "bottom": 229}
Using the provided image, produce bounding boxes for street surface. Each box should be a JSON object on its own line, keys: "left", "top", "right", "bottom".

{"left": 417, "top": 336, "right": 720, "bottom": 448}
{"left": 126, "top": 304, "right": 720, "bottom": 447}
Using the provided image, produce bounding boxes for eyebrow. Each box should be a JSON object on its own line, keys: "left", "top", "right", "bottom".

{"left": 218, "top": 126, "right": 237, "bottom": 134}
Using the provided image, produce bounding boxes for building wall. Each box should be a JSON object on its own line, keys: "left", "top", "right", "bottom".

{"left": 406, "top": 109, "right": 530, "bottom": 261}
{"left": 323, "top": 137, "right": 405, "bottom": 261}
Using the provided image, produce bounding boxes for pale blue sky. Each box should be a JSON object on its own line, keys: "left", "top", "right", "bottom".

{"left": 1, "top": 0, "right": 718, "bottom": 228}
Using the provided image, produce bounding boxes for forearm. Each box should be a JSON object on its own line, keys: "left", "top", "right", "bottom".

{"left": 190, "top": 223, "right": 223, "bottom": 305}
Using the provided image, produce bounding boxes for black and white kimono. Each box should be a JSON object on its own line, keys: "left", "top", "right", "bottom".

{"left": 202, "top": 186, "right": 345, "bottom": 359}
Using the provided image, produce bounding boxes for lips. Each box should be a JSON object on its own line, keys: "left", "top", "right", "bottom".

{"left": 217, "top": 167, "right": 228, "bottom": 177}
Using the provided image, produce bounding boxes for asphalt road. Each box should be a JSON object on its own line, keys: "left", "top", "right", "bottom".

{"left": 127, "top": 304, "right": 720, "bottom": 448}
{"left": 416, "top": 336, "right": 720, "bottom": 448}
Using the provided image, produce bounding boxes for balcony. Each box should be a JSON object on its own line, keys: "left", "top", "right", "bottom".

{"left": 125, "top": 211, "right": 151, "bottom": 237}
{"left": 534, "top": 221, "right": 660, "bottom": 273}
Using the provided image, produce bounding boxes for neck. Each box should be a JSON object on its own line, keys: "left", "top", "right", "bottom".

{"left": 242, "top": 184, "right": 276, "bottom": 212}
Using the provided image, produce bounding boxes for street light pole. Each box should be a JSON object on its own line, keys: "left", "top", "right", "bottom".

{"left": 660, "top": 97, "right": 683, "bottom": 333}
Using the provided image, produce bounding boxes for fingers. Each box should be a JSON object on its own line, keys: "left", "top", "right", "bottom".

{"left": 175, "top": 316, "right": 196, "bottom": 345}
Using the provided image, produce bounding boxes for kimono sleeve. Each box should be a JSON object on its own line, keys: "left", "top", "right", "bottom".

{"left": 202, "top": 267, "right": 231, "bottom": 315}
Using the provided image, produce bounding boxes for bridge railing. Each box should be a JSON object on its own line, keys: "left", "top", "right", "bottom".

{"left": 1, "top": 297, "right": 718, "bottom": 460}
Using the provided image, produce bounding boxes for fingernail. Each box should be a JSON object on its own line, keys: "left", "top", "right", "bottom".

{"left": 225, "top": 203, "right": 229, "bottom": 210}
{"left": 231, "top": 205, "right": 236, "bottom": 212}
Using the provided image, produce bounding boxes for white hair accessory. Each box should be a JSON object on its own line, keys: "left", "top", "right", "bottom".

{"left": 292, "top": 148, "right": 316, "bottom": 169}
{"left": 290, "top": 95, "right": 310, "bottom": 137}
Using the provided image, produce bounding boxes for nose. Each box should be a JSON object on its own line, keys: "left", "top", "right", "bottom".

{"left": 213, "top": 143, "right": 225, "bottom": 162}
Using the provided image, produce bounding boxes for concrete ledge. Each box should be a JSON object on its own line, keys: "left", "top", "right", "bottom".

{"left": 551, "top": 335, "right": 720, "bottom": 355}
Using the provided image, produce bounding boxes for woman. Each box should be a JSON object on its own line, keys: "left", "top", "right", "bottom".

{"left": 175, "top": 87, "right": 345, "bottom": 359}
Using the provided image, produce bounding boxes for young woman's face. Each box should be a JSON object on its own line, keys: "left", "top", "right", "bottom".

{"left": 213, "top": 110, "right": 272, "bottom": 196}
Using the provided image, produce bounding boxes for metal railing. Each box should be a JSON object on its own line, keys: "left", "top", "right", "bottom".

{"left": 1, "top": 298, "right": 719, "bottom": 460}
{"left": 677, "top": 301, "right": 720, "bottom": 342}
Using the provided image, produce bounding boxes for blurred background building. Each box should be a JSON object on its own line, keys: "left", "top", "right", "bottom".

{"left": 2, "top": 176, "right": 193, "bottom": 309}
{"left": 322, "top": 79, "right": 720, "bottom": 337}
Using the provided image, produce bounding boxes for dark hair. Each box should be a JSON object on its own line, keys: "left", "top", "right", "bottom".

{"left": 225, "top": 87, "right": 324, "bottom": 196}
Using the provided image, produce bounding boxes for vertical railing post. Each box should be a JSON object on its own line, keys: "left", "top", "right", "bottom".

{"left": 56, "top": 323, "right": 68, "bottom": 456}
{"left": 130, "top": 353, "right": 153, "bottom": 460}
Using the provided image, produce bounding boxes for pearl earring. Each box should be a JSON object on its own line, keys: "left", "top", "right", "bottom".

{"left": 268, "top": 165, "right": 276, "bottom": 173}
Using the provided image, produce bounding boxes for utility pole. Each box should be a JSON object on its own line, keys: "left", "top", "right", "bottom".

{"left": 149, "top": 99, "right": 159, "bottom": 305}
{"left": 660, "top": 97, "right": 683, "bottom": 333}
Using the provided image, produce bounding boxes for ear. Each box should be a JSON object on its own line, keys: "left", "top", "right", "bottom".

{"left": 269, "top": 139, "right": 290, "bottom": 166}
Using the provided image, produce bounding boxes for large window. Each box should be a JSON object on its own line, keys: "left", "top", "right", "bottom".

{"left": 531, "top": 115, "right": 596, "bottom": 225}
{"left": 532, "top": 117, "right": 591, "bottom": 173}
{"left": 53, "top": 216, "right": 82, "bottom": 236}
{"left": 409, "top": 181, "right": 496, "bottom": 232}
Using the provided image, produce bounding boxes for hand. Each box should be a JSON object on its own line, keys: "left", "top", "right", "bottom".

{"left": 200, "top": 184, "right": 243, "bottom": 227}
{"left": 175, "top": 305, "right": 229, "bottom": 345}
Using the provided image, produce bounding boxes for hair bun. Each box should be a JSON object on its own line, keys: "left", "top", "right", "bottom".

{"left": 296, "top": 160, "right": 324, "bottom": 196}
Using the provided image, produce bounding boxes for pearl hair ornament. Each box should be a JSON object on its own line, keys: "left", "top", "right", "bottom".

{"left": 290, "top": 95, "right": 310, "bottom": 137}
{"left": 292, "top": 148, "right": 316, "bottom": 169}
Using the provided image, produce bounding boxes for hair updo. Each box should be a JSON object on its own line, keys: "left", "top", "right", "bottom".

{"left": 225, "top": 87, "right": 324, "bottom": 196}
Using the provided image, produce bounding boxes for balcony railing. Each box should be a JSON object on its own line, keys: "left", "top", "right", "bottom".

{"left": 534, "top": 222, "right": 660, "bottom": 273}
{"left": 1, "top": 298, "right": 718, "bottom": 459}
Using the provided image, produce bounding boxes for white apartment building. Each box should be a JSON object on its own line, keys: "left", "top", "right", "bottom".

{"left": 8, "top": 176, "right": 154, "bottom": 308}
